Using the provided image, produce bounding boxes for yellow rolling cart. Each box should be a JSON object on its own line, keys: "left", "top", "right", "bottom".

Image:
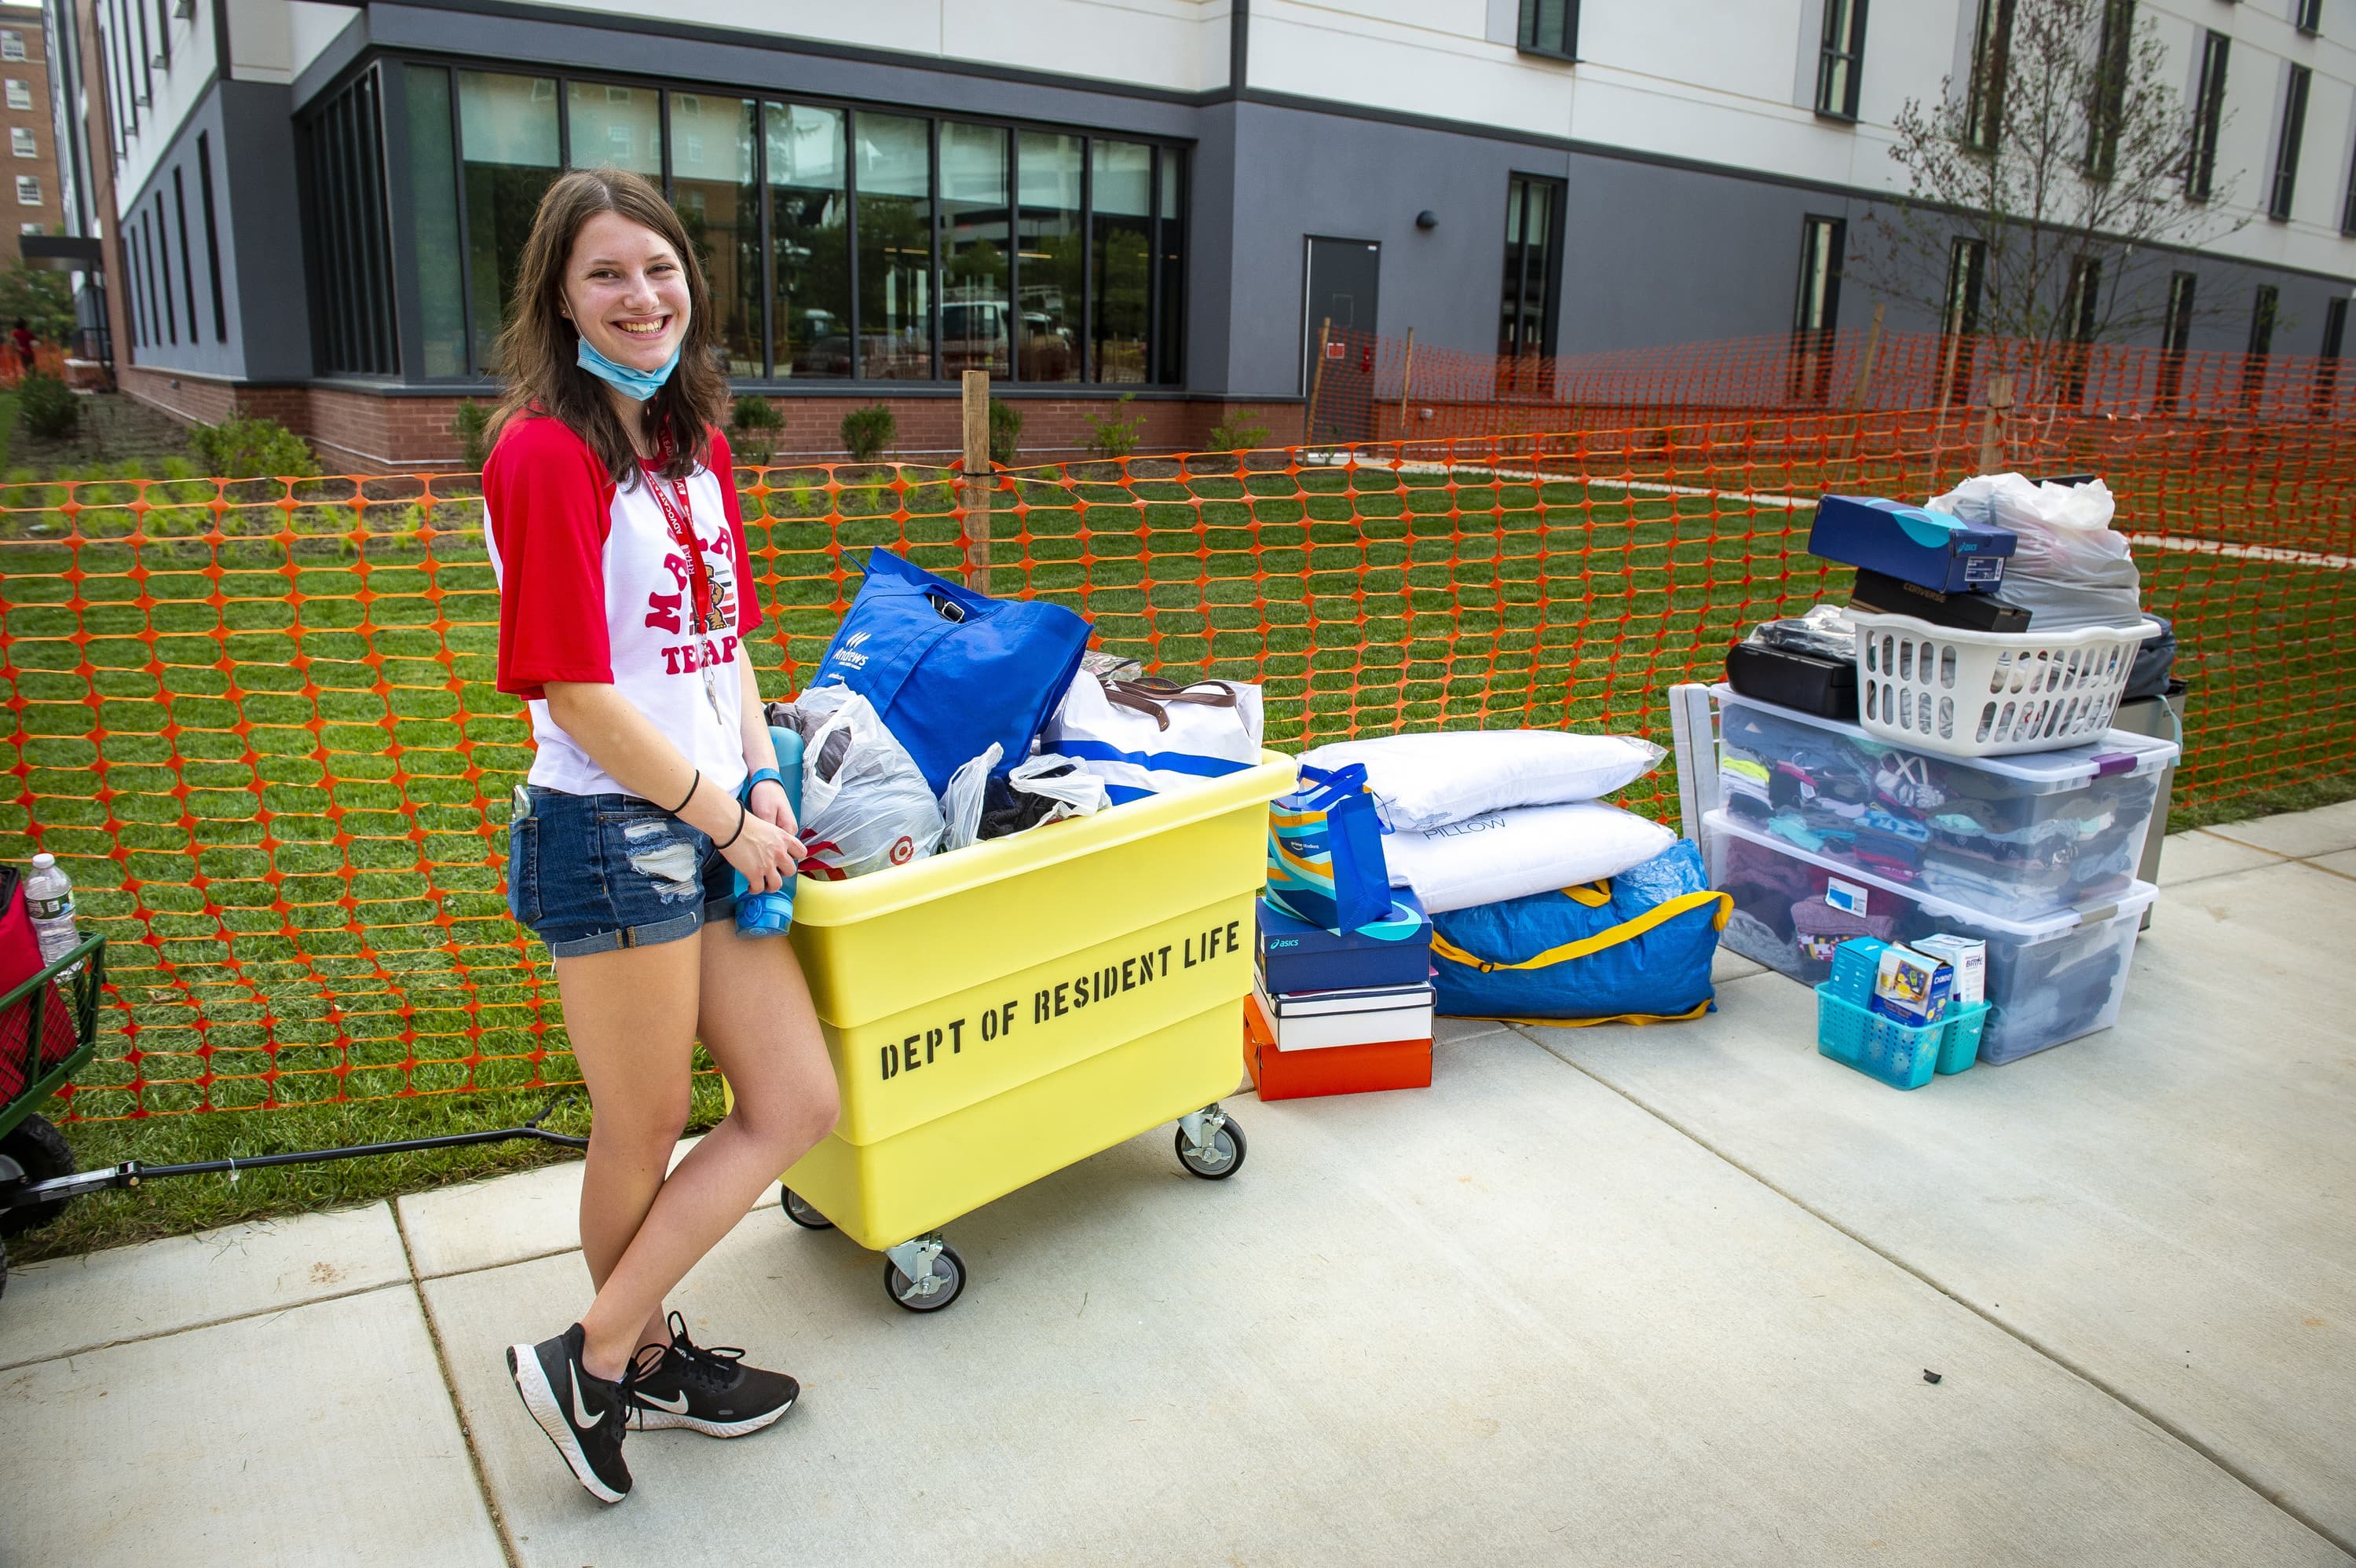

{"left": 759, "top": 752, "right": 1295, "bottom": 1313}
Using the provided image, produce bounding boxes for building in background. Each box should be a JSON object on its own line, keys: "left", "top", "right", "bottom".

{"left": 0, "top": 0, "right": 60, "bottom": 267}
{"left": 37, "top": 0, "right": 2356, "bottom": 468}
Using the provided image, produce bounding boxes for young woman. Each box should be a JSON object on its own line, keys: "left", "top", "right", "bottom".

{"left": 483, "top": 167, "right": 839, "bottom": 1504}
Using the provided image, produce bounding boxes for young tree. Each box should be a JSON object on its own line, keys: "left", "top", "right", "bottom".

{"left": 1854, "top": 0, "right": 2246, "bottom": 376}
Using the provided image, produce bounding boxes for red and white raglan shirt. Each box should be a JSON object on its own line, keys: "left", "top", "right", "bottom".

{"left": 485, "top": 415, "right": 761, "bottom": 799}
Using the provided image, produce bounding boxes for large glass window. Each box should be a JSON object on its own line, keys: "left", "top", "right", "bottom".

{"left": 2188, "top": 31, "right": 2228, "bottom": 201}
{"left": 1090, "top": 140, "right": 1152, "bottom": 383}
{"left": 856, "top": 112, "right": 933, "bottom": 380}
{"left": 459, "top": 71, "right": 560, "bottom": 371}
{"left": 569, "top": 80, "right": 661, "bottom": 177}
{"left": 2086, "top": 0, "right": 2132, "bottom": 180}
{"left": 406, "top": 72, "right": 1183, "bottom": 387}
{"left": 941, "top": 122, "right": 1010, "bottom": 378}
{"left": 404, "top": 66, "right": 467, "bottom": 377}
{"left": 1516, "top": 0, "right": 1578, "bottom": 60}
{"left": 1963, "top": 0, "right": 2015, "bottom": 153}
{"left": 671, "top": 93, "right": 759, "bottom": 375}
{"left": 1017, "top": 131, "right": 1083, "bottom": 382}
{"left": 2270, "top": 65, "right": 2310, "bottom": 222}
{"left": 766, "top": 102, "right": 848, "bottom": 378}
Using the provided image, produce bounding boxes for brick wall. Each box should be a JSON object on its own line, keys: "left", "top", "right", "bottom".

{"left": 112, "top": 378, "right": 1308, "bottom": 474}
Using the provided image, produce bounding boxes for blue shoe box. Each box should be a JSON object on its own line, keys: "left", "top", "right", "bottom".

{"left": 1809, "top": 495, "right": 2017, "bottom": 593}
{"left": 1257, "top": 889, "right": 1432, "bottom": 995}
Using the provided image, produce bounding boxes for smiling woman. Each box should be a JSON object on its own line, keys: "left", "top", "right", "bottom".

{"left": 472, "top": 166, "right": 840, "bottom": 1508}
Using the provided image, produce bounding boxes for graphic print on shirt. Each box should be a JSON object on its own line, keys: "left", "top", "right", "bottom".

{"left": 646, "top": 524, "right": 743, "bottom": 677}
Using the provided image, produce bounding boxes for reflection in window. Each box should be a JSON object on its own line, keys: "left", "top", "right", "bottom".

{"left": 569, "top": 81, "right": 661, "bottom": 177}
{"left": 856, "top": 112, "right": 932, "bottom": 380}
{"left": 671, "top": 94, "right": 759, "bottom": 375}
{"left": 1157, "top": 152, "right": 1183, "bottom": 385}
{"left": 1090, "top": 140, "right": 1151, "bottom": 384}
{"left": 459, "top": 71, "right": 560, "bottom": 371}
{"left": 766, "top": 102, "right": 848, "bottom": 378}
{"left": 941, "top": 122, "right": 1011, "bottom": 378}
{"left": 404, "top": 66, "right": 467, "bottom": 377}
{"left": 1017, "top": 131, "right": 1082, "bottom": 383}
{"left": 1499, "top": 174, "right": 1558, "bottom": 360}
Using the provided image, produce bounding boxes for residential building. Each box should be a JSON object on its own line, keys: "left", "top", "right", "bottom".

{"left": 1, "top": 0, "right": 60, "bottom": 267}
{"left": 40, "top": 0, "right": 2356, "bottom": 468}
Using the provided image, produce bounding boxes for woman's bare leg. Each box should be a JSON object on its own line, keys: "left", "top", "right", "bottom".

{"left": 573, "top": 925, "right": 837, "bottom": 1380}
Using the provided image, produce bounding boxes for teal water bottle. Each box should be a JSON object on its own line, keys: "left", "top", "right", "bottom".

{"left": 734, "top": 726, "right": 804, "bottom": 937}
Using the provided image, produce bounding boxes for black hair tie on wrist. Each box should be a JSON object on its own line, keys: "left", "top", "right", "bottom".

{"left": 665, "top": 772, "right": 701, "bottom": 818}
{"left": 715, "top": 800, "right": 748, "bottom": 850}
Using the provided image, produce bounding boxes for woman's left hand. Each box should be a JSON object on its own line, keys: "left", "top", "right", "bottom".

{"left": 748, "top": 777, "right": 799, "bottom": 840}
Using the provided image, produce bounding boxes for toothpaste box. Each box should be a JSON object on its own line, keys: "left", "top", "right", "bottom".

{"left": 1809, "top": 494, "right": 2018, "bottom": 593}
{"left": 1871, "top": 943, "right": 1952, "bottom": 1025}
{"left": 1911, "top": 934, "right": 1986, "bottom": 1007}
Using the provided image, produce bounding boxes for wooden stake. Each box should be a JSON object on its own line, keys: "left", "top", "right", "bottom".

{"left": 961, "top": 369, "right": 992, "bottom": 594}
{"left": 1978, "top": 373, "right": 2014, "bottom": 474}
{"left": 1398, "top": 327, "right": 1415, "bottom": 438}
{"left": 1307, "top": 316, "right": 1332, "bottom": 449}
{"left": 1848, "top": 302, "right": 1884, "bottom": 411}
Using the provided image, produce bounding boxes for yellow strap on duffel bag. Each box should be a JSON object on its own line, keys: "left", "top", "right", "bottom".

{"left": 1427, "top": 883, "right": 1733, "bottom": 1029}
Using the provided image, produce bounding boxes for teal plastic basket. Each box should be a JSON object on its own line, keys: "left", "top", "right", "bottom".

{"left": 1814, "top": 988, "right": 1992, "bottom": 1089}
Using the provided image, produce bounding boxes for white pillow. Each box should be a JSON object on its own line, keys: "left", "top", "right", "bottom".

{"left": 1382, "top": 800, "right": 1676, "bottom": 914}
{"left": 1303, "top": 729, "right": 1666, "bottom": 833}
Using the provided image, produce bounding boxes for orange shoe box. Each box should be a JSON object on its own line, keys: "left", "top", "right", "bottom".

{"left": 1244, "top": 994, "right": 1432, "bottom": 1102}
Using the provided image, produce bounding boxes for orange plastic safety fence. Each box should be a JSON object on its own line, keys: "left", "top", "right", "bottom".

{"left": 2, "top": 415, "right": 2347, "bottom": 1120}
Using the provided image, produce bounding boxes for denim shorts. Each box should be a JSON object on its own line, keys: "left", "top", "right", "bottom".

{"left": 506, "top": 786, "right": 736, "bottom": 957}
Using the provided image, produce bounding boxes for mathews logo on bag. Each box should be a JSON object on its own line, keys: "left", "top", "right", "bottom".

{"left": 832, "top": 630, "right": 873, "bottom": 671}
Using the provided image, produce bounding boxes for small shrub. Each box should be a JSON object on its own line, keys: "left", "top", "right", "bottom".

{"left": 987, "top": 398, "right": 1023, "bottom": 466}
{"left": 840, "top": 403, "right": 895, "bottom": 462}
{"left": 190, "top": 414, "right": 320, "bottom": 479}
{"left": 452, "top": 399, "right": 492, "bottom": 470}
{"left": 1085, "top": 392, "right": 1144, "bottom": 460}
{"left": 1205, "top": 408, "right": 1270, "bottom": 454}
{"left": 16, "top": 371, "right": 79, "bottom": 440}
{"left": 730, "top": 397, "right": 785, "bottom": 467}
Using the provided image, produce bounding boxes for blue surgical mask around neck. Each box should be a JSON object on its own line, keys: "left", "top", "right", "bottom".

{"left": 576, "top": 334, "right": 681, "bottom": 402}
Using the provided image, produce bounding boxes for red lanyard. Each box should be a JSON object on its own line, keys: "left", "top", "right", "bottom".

{"left": 643, "top": 437, "right": 716, "bottom": 633}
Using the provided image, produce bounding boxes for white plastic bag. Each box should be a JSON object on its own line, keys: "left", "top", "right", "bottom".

{"left": 940, "top": 744, "right": 1004, "bottom": 853}
{"left": 1301, "top": 729, "right": 1666, "bottom": 834}
{"left": 1002, "top": 752, "right": 1107, "bottom": 823}
{"left": 788, "top": 685, "right": 946, "bottom": 879}
{"left": 1926, "top": 473, "right": 2142, "bottom": 630}
{"left": 1381, "top": 799, "right": 1677, "bottom": 914}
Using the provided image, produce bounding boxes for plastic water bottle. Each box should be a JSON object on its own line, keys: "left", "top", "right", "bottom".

{"left": 24, "top": 852, "right": 82, "bottom": 977}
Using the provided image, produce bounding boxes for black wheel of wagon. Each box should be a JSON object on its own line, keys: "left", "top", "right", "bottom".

{"left": 1176, "top": 1117, "right": 1246, "bottom": 1180}
{"left": 780, "top": 1187, "right": 833, "bottom": 1230}
{"left": 0, "top": 1115, "right": 75, "bottom": 1237}
{"left": 884, "top": 1244, "right": 966, "bottom": 1313}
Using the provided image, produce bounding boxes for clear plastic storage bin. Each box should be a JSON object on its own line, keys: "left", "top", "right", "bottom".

{"left": 1705, "top": 810, "right": 2155, "bottom": 1065}
{"left": 1713, "top": 685, "right": 2177, "bottom": 920}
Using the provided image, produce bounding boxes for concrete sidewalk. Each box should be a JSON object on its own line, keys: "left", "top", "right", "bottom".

{"left": 3, "top": 811, "right": 2352, "bottom": 1567}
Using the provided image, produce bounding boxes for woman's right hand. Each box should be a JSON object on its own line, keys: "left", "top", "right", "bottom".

{"left": 722, "top": 805, "right": 805, "bottom": 894}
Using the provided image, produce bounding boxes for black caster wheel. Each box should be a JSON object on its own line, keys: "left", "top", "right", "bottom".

{"left": 1176, "top": 1115, "right": 1246, "bottom": 1179}
{"left": 0, "top": 1114, "right": 75, "bottom": 1237}
{"left": 781, "top": 1186, "right": 833, "bottom": 1230}
{"left": 884, "top": 1243, "right": 966, "bottom": 1313}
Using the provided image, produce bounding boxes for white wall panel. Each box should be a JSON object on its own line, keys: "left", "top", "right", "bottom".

{"left": 114, "top": 0, "right": 216, "bottom": 204}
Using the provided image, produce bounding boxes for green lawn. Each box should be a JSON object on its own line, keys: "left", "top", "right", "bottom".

{"left": 2, "top": 455, "right": 2347, "bottom": 1259}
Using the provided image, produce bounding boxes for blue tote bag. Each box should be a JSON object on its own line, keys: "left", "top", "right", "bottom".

{"left": 809, "top": 548, "right": 1092, "bottom": 795}
{"left": 1266, "top": 762, "right": 1394, "bottom": 933}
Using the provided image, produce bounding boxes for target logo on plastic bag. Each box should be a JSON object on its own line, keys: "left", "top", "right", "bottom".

{"left": 889, "top": 836, "right": 916, "bottom": 865}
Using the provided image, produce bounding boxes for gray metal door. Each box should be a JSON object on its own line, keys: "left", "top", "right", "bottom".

{"left": 1302, "top": 236, "right": 1381, "bottom": 394}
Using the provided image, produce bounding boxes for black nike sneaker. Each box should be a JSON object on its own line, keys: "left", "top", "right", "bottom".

{"left": 627, "top": 1312, "right": 799, "bottom": 1438}
{"left": 507, "top": 1323, "right": 642, "bottom": 1503}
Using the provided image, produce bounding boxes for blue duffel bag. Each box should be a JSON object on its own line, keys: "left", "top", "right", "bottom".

{"left": 1429, "top": 839, "right": 1730, "bottom": 1025}
{"left": 807, "top": 547, "right": 1092, "bottom": 795}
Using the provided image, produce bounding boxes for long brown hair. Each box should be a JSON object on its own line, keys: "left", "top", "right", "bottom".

{"left": 488, "top": 168, "right": 728, "bottom": 484}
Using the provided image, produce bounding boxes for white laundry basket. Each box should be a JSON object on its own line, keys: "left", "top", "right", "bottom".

{"left": 1851, "top": 610, "right": 2161, "bottom": 758}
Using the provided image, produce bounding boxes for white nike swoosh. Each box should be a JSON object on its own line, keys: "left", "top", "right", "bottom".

{"left": 638, "top": 1388, "right": 690, "bottom": 1414}
{"left": 570, "top": 1363, "right": 604, "bottom": 1429}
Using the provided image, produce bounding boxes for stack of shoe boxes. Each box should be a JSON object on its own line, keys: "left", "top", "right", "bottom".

{"left": 1246, "top": 891, "right": 1435, "bottom": 1100}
